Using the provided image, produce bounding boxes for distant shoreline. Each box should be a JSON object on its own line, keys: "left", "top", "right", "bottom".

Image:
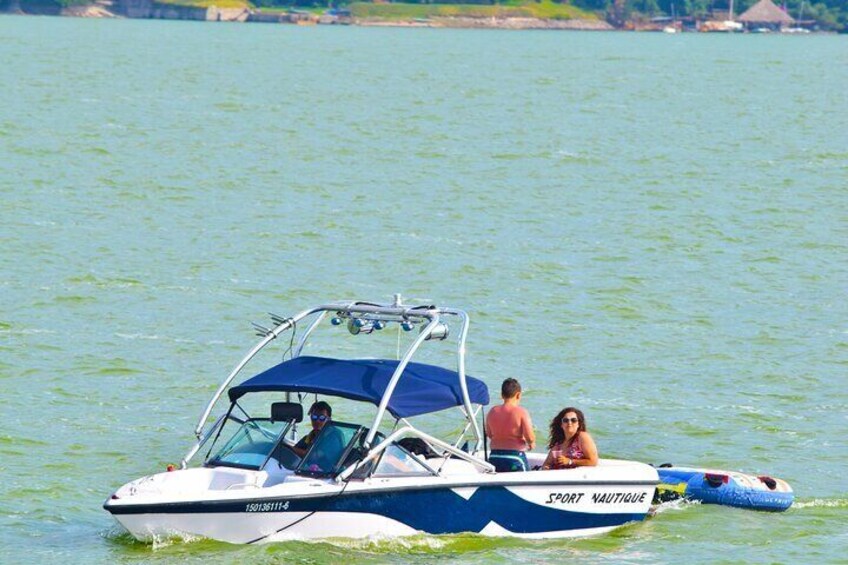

{"left": 1, "top": 2, "right": 836, "bottom": 33}
{"left": 355, "top": 17, "right": 614, "bottom": 31}
{"left": 1, "top": 3, "right": 614, "bottom": 31}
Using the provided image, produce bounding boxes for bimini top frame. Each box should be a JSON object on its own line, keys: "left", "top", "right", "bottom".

{"left": 190, "top": 294, "right": 482, "bottom": 460}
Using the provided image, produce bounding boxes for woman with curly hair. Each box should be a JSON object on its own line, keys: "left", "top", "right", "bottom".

{"left": 541, "top": 407, "right": 598, "bottom": 470}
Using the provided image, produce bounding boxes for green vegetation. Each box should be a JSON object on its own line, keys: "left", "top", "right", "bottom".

{"left": 155, "top": 0, "right": 249, "bottom": 7}
{"left": 348, "top": 0, "right": 596, "bottom": 21}
{"left": 4, "top": 0, "right": 843, "bottom": 31}
{"left": 253, "top": 4, "right": 327, "bottom": 12}
{"left": 265, "top": 0, "right": 846, "bottom": 30}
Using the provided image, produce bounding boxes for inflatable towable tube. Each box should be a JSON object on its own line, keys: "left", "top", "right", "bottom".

{"left": 654, "top": 465, "right": 794, "bottom": 512}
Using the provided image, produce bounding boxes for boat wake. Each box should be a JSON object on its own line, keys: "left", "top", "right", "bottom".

{"left": 792, "top": 498, "right": 848, "bottom": 509}
{"left": 649, "top": 497, "right": 700, "bottom": 516}
{"left": 318, "top": 531, "right": 582, "bottom": 554}
{"left": 102, "top": 524, "right": 207, "bottom": 550}
{"left": 322, "top": 533, "right": 451, "bottom": 553}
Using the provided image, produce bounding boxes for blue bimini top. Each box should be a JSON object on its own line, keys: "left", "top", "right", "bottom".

{"left": 227, "top": 355, "right": 490, "bottom": 419}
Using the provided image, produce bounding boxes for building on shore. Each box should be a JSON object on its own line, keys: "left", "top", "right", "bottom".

{"left": 737, "top": 0, "right": 795, "bottom": 31}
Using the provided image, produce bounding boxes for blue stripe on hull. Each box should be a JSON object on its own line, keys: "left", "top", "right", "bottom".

{"left": 324, "top": 486, "right": 646, "bottom": 534}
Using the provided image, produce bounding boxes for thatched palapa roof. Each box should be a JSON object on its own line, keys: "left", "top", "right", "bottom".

{"left": 738, "top": 0, "right": 795, "bottom": 24}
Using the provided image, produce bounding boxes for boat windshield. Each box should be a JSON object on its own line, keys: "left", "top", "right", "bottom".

{"left": 295, "top": 422, "right": 392, "bottom": 478}
{"left": 296, "top": 422, "right": 362, "bottom": 477}
{"left": 372, "top": 444, "right": 435, "bottom": 477}
{"left": 206, "top": 417, "right": 292, "bottom": 470}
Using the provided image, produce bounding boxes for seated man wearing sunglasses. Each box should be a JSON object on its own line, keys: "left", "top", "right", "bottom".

{"left": 292, "top": 401, "right": 333, "bottom": 458}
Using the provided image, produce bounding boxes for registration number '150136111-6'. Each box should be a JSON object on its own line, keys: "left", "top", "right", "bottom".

{"left": 245, "top": 501, "right": 290, "bottom": 512}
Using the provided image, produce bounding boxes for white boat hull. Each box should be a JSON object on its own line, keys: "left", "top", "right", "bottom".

{"left": 106, "top": 459, "right": 658, "bottom": 543}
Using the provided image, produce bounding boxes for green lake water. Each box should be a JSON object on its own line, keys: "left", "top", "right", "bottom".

{"left": 1, "top": 15, "right": 847, "bottom": 563}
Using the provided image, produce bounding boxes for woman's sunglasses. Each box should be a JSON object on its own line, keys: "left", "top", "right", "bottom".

{"left": 310, "top": 414, "right": 329, "bottom": 422}
{"left": 562, "top": 417, "right": 579, "bottom": 424}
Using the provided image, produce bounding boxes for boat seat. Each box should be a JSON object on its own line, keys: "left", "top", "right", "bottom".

{"left": 208, "top": 468, "right": 266, "bottom": 490}
{"left": 398, "top": 437, "right": 438, "bottom": 458}
{"left": 271, "top": 402, "right": 303, "bottom": 423}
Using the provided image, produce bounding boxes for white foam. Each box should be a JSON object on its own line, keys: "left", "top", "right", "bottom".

{"left": 650, "top": 498, "right": 701, "bottom": 516}
{"left": 793, "top": 498, "right": 848, "bottom": 509}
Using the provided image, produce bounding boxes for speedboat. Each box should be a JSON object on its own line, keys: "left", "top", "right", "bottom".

{"left": 104, "top": 296, "right": 658, "bottom": 543}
